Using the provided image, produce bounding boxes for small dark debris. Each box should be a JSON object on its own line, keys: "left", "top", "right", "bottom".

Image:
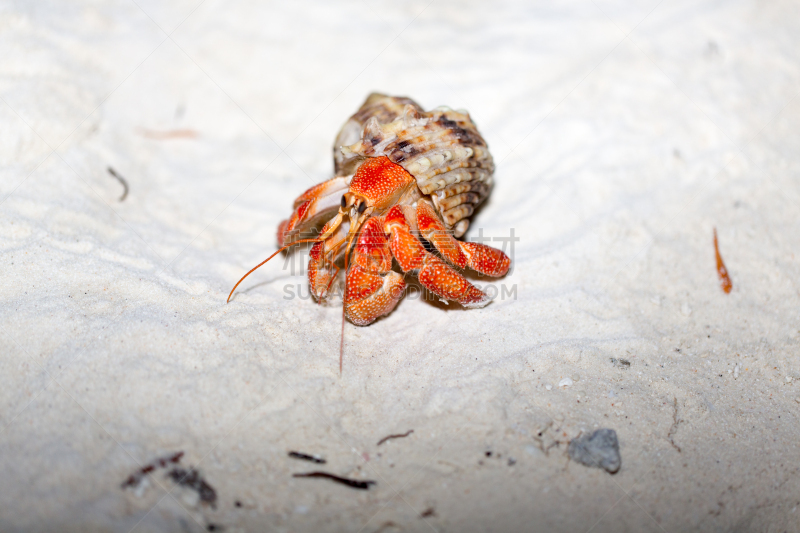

{"left": 288, "top": 451, "right": 326, "bottom": 464}
{"left": 234, "top": 500, "right": 242, "bottom": 508}
{"left": 507, "top": 457, "right": 516, "bottom": 466}
{"left": 293, "top": 471, "right": 376, "bottom": 490}
{"left": 206, "top": 524, "right": 223, "bottom": 531}
{"left": 668, "top": 397, "right": 683, "bottom": 453}
{"left": 377, "top": 429, "right": 414, "bottom": 446}
{"left": 610, "top": 358, "right": 631, "bottom": 369}
{"left": 568, "top": 429, "right": 621, "bottom": 474}
{"left": 167, "top": 468, "right": 217, "bottom": 507}
{"left": 484, "top": 451, "right": 492, "bottom": 457}
{"left": 420, "top": 507, "right": 436, "bottom": 518}
{"left": 107, "top": 166, "right": 129, "bottom": 202}
{"left": 121, "top": 451, "right": 183, "bottom": 489}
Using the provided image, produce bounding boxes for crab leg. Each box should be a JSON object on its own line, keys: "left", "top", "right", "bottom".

{"left": 384, "top": 205, "right": 490, "bottom": 309}
{"left": 277, "top": 175, "right": 352, "bottom": 246}
{"left": 415, "top": 200, "right": 510, "bottom": 277}
{"left": 344, "top": 217, "right": 406, "bottom": 326}
{"left": 308, "top": 218, "right": 348, "bottom": 301}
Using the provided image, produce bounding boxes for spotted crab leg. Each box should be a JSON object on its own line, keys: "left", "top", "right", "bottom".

{"left": 415, "top": 199, "right": 510, "bottom": 277}
{"left": 384, "top": 205, "right": 491, "bottom": 310}
{"left": 308, "top": 218, "right": 348, "bottom": 301}
{"left": 277, "top": 175, "right": 352, "bottom": 246}
{"left": 344, "top": 216, "right": 406, "bottom": 326}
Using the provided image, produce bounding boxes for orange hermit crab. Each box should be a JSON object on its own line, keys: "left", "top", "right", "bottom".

{"left": 228, "top": 94, "right": 510, "bottom": 354}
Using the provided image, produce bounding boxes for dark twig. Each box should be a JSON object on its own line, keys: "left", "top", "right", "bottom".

{"left": 121, "top": 451, "right": 183, "bottom": 489}
{"left": 292, "top": 471, "right": 376, "bottom": 490}
{"left": 107, "top": 166, "right": 129, "bottom": 202}
{"left": 288, "top": 451, "right": 326, "bottom": 464}
{"left": 668, "top": 397, "right": 683, "bottom": 453}
{"left": 377, "top": 429, "right": 414, "bottom": 446}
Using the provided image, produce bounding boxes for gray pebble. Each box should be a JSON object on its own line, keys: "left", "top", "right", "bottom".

{"left": 568, "top": 429, "right": 621, "bottom": 474}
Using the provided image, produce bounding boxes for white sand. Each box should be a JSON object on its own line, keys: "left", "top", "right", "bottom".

{"left": 2, "top": 1, "right": 800, "bottom": 531}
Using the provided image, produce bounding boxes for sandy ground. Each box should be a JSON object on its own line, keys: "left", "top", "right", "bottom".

{"left": 2, "top": 1, "right": 800, "bottom": 532}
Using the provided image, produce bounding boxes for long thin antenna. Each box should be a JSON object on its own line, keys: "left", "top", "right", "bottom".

{"left": 339, "top": 230, "right": 359, "bottom": 375}
{"left": 340, "top": 303, "right": 346, "bottom": 375}
{"left": 227, "top": 238, "right": 320, "bottom": 303}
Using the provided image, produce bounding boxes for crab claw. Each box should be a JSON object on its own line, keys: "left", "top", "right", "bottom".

{"left": 307, "top": 219, "right": 347, "bottom": 301}
{"left": 344, "top": 217, "right": 406, "bottom": 325}
{"left": 278, "top": 175, "right": 352, "bottom": 246}
{"left": 384, "top": 204, "right": 493, "bottom": 309}
{"left": 415, "top": 200, "right": 510, "bottom": 277}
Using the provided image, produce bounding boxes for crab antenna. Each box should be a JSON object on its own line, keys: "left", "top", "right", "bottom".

{"left": 227, "top": 238, "right": 321, "bottom": 303}
{"left": 339, "top": 229, "right": 360, "bottom": 375}
{"left": 340, "top": 299, "right": 346, "bottom": 376}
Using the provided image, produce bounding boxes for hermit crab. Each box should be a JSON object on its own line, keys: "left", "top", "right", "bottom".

{"left": 228, "top": 94, "right": 511, "bottom": 343}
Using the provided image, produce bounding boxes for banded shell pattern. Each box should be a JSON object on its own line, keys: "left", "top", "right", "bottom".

{"left": 333, "top": 93, "right": 494, "bottom": 237}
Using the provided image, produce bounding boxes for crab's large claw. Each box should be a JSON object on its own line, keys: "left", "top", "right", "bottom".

{"left": 307, "top": 218, "right": 348, "bottom": 301}
{"left": 277, "top": 175, "right": 352, "bottom": 246}
{"left": 344, "top": 217, "right": 406, "bottom": 326}
{"left": 415, "top": 200, "right": 510, "bottom": 277}
{"left": 384, "top": 205, "right": 490, "bottom": 308}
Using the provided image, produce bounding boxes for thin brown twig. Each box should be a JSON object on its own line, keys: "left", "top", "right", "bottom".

{"left": 288, "top": 451, "right": 326, "bottom": 464}
{"left": 293, "top": 471, "right": 375, "bottom": 490}
{"left": 377, "top": 429, "right": 414, "bottom": 446}
{"left": 668, "top": 397, "right": 682, "bottom": 453}
{"left": 121, "top": 451, "right": 183, "bottom": 488}
{"left": 107, "top": 166, "right": 128, "bottom": 202}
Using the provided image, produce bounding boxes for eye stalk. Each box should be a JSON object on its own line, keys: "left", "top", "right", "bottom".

{"left": 341, "top": 193, "right": 369, "bottom": 215}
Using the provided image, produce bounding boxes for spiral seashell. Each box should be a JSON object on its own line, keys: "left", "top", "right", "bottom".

{"left": 333, "top": 93, "right": 494, "bottom": 236}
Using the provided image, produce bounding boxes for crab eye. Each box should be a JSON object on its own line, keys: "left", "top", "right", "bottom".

{"left": 340, "top": 195, "right": 347, "bottom": 208}
{"left": 357, "top": 202, "right": 367, "bottom": 214}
